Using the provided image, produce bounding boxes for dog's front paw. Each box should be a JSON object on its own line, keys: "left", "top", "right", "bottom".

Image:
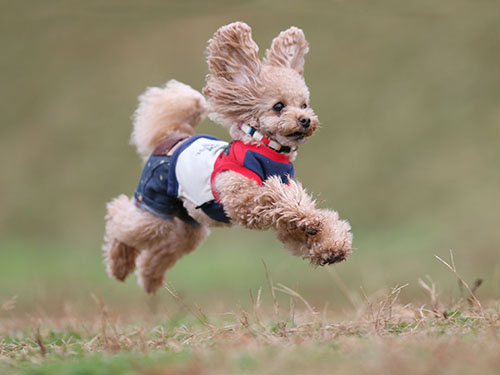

{"left": 309, "top": 241, "right": 352, "bottom": 266}
{"left": 305, "top": 209, "right": 353, "bottom": 266}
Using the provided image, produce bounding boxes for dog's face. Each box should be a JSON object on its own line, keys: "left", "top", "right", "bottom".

{"left": 203, "top": 23, "right": 319, "bottom": 148}
{"left": 257, "top": 65, "right": 318, "bottom": 147}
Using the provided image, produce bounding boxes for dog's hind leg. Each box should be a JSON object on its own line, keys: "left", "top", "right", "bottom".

{"left": 136, "top": 220, "right": 209, "bottom": 294}
{"left": 103, "top": 194, "right": 173, "bottom": 282}
{"left": 104, "top": 238, "right": 140, "bottom": 281}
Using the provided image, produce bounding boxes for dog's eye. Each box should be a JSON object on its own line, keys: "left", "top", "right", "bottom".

{"left": 301, "top": 103, "right": 308, "bottom": 109}
{"left": 273, "top": 102, "right": 285, "bottom": 113}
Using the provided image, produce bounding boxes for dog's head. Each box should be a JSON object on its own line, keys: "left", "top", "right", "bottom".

{"left": 203, "top": 22, "right": 319, "bottom": 149}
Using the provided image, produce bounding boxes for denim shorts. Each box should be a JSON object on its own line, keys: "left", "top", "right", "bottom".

{"left": 134, "top": 155, "right": 199, "bottom": 226}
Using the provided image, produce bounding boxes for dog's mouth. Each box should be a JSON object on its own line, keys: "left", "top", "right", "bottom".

{"left": 286, "top": 131, "right": 306, "bottom": 141}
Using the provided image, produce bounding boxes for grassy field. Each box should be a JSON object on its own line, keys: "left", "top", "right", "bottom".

{"left": 1, "top": 236, "right": 498, "bottom": 374}
{"left": 1, "top": 0, "right": 499, "bottom": 373}
{"left": 2, "top": 268, "right": 499, "bottom": 375}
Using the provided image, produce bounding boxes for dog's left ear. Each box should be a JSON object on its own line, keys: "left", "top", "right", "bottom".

{"left": 264, "top": 27, "right": 309, "bottom": 76}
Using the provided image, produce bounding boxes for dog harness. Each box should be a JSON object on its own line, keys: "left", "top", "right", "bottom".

{"left": 134, "top": 133, "right": 294, "bottom": 225}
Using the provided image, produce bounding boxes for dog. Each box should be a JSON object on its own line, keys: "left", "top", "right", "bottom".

{"left": 103, "top": 22, "right": 353, "bottom": 293}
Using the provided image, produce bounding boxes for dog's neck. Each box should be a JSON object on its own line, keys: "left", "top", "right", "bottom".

{"left": 238, "top": 122, "right": 297, "bottom": 154}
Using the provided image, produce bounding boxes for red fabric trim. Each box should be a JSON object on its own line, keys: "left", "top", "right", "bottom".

{"left": 239, "top": 141, "right": 291, "bottom": 163}
{"left": 210, "top": 141, "right": 291, "bottom": 202}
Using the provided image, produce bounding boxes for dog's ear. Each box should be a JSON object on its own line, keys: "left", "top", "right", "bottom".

{"left": 264, "top": 27, "right": 309, "bottom": 75}
{"left": 207, "top": 22, "right": 261, "bottom": 84}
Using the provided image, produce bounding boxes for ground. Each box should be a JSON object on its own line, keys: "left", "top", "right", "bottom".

{"left": 1, "top": 250, "right": 499, "bottom": 375}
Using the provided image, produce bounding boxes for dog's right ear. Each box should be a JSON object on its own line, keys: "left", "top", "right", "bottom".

{"left": 207, "top": 22, "right": 261, "bottom": 85}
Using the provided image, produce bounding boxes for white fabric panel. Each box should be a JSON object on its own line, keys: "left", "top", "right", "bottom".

{"left": 175, "top": 138, "right": 228, "bottom": 205}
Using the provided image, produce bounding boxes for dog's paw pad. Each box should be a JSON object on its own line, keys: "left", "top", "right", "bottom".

{"left": 299, "top": 220, "right": 322, "bottom": 236}
{"left": 306, "top": 227, "right": 320, "bottom": 235}
{"left": 309, "top": 252, "right": 347, "bottom": 266}
{"left": 320, "top": 253, "right": 346, "bottom": 265}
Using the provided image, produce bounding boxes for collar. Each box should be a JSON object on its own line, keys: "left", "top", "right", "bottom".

{"left": 239, "top": 122, "right": 297, "bottom": 154}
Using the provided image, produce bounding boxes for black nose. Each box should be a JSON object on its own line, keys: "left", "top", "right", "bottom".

{"left": 298, "top": 116, "right": 311, "bottom": 129}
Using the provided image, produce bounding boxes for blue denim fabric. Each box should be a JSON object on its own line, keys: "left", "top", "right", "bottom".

{"left": 134, "top": 154, "right": 200, "bottom": 226}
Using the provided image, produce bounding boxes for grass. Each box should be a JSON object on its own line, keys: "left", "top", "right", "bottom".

{"left": 1, "top": 270, "right": 499, "bottom": 375}
{"left": 1, "top": 239, "right": 497, "bottom": 374}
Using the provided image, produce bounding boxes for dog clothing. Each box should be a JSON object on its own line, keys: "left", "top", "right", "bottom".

{"left": 211, "top": 140, "right": 294, "bottom": 200}
{"left": 134, "top": 134, "right": 294, "bottom": 225}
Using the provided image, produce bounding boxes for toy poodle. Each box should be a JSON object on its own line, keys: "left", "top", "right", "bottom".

{"left": 103, "top": 22, "right": 353, "bottom": 293}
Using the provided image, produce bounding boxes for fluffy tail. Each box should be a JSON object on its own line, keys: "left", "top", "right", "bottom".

{"left": 131, "top": 80, "right": 208, "bottom": 161}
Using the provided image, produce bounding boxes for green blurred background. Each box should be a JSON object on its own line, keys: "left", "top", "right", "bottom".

{"left": 1, "top": 0, "right": 499, "bottom": 314}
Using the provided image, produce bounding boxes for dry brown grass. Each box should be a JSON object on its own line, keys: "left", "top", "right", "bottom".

{"left": 1, "top": 260, "right": 500, "bottom": 375}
